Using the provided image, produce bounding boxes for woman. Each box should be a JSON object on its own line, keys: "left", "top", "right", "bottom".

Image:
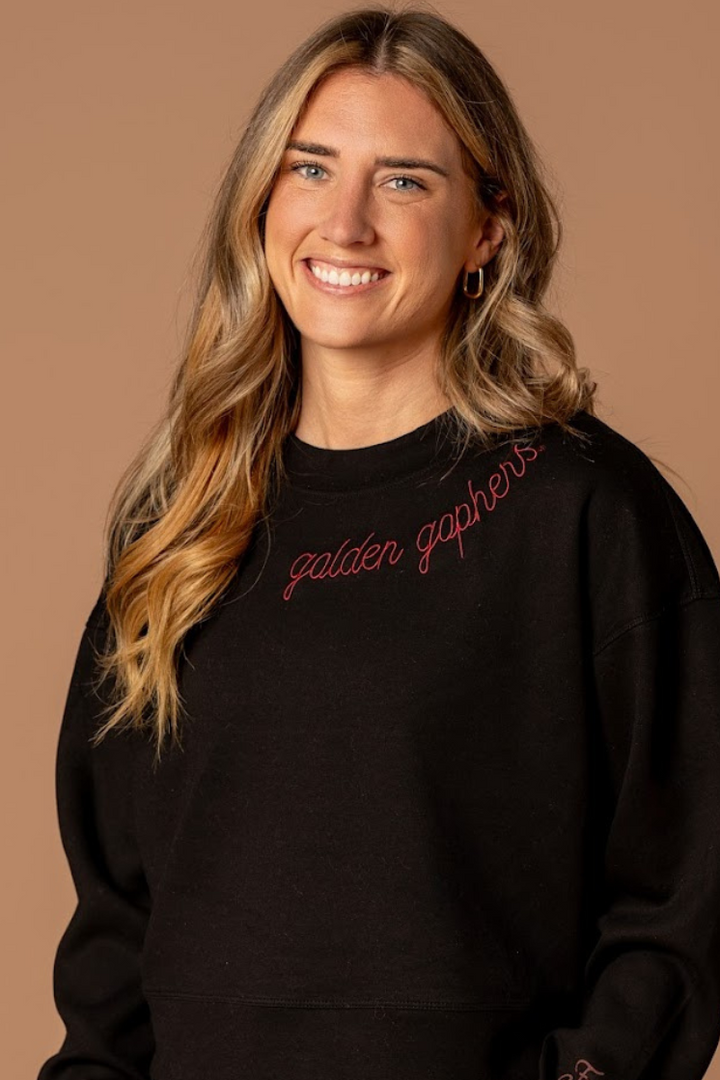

{"left": 38, "top": 7, "right": 720, "bottom": 1080}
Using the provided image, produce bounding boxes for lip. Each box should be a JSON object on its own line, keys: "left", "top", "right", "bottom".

{"left": 303, "top": 256, "right": 389, "bottom": 271}
{"left": 301, "top": 258, "right": 391, "bottom": 296}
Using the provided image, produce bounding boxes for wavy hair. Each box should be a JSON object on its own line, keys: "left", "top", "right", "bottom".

{"left": 89, "top": 1, "right": 608, "bottom": 763}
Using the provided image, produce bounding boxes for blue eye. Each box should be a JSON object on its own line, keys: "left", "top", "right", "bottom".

{"left": 388, "top": 175, "right": 423, "bottom": 192}
{"left": 288, "top": 161, "right": 425, "bottom": 192}
{"left": 290, "top": 162, "right": 326, "bottom": 180}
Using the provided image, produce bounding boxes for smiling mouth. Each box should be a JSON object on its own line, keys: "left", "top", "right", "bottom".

{"left": 302, "top": 259, "right": 391, "bottom": 295}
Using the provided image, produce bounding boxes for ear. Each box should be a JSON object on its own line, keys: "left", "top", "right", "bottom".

{"left": 464, "top": 192, "right": 508, "bottom": 272}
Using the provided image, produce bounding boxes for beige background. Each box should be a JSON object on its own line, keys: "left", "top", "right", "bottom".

{"left": 3, "top": 1, "right": 719, "bottom": 1076}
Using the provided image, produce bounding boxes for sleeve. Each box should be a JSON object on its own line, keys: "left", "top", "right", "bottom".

{"left": 37, "top": 591, "right": 155, "bottom": 1080}
{"left": 538, "top": 451, "right": 720, "bottom": 1080}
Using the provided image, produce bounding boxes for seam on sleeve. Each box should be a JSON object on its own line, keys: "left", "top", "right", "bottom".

{"left": 592, "top": 591, "right": 720, "bottom": 658}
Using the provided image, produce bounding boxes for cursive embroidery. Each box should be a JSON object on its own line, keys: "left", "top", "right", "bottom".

{"left": 282, "top": 533, "right": 405, "bottom": 602}
{"left": 416, "top": 442, "right": 542, "bottom": 574}
{"left": 558, "top": 1057, "right": 605, "bottom": 1080}
{"left": 281, "top": 441, "right": 545, "bottom": 600}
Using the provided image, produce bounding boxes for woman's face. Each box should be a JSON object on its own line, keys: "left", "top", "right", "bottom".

{"left": 264, "top": 68, "right": 502, "bottom": 366}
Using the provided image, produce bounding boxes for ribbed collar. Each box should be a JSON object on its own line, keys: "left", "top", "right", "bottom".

{"left": 281, "top": 407, "right": 462, "bottom": 494}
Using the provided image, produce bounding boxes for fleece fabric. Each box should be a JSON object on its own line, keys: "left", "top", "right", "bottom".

{"left": 37, "top": 407, "right": 720, "bottom": 1080}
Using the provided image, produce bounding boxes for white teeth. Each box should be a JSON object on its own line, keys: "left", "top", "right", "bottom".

{"left": 309, "top": 261, "right": 383, "bottom": 286}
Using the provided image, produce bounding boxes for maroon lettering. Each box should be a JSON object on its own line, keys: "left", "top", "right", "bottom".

{"left": 282, "top": 533, "right": 404, "bottom": 601}
{"left": 416, "top": 443, "right": 544, "bottom": 574}
{"left": 281, "top": 442, "right": 545, "bottom": 598}
{"left": 558, "top": 1058, "right": 605, "bottom": 1080}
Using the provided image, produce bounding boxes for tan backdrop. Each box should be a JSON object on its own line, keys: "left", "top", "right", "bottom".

{"left": 3, "top": 1, "right": 719, "bottom": 1076}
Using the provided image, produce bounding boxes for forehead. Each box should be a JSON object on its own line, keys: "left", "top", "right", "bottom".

{"left": 293, "top": 69, "right": 461, "bottom": 158}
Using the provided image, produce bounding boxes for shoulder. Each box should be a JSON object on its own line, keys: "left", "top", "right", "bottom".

{"left": 84, "top": 575, "right": 111, "bottom": 631}
{"left": 78, "top": 577, "right": 114, "bottom": 681}
{"left": 534, "top": 409, "right": 720, "bottom": 647}
{"left": 533, "top": 407, "right": 679, "bottom": 498}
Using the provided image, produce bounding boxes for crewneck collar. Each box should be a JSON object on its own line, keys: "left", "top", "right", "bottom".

{"left": 282, "top": 407, "right": 461, "bottom": 494}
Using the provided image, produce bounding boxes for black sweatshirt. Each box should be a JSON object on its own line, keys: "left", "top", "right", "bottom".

{"left": 38, "top": 407, "right": 720, "bottom": 1080}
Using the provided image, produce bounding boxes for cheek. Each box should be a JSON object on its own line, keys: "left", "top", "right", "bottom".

{"left": 263, "top": 195, "right": 282, "bottom": 253}
{"left": 264, "top": 190, "right": 297, "bottom": 258}
{"left": 266, "top": 185, "right": 315, "bottom": 235}
{"left": 395, "top": 212, "right": 460, "bottom": 275}
{"left": 400, "top": 239, "right": 460, "bottom": 296}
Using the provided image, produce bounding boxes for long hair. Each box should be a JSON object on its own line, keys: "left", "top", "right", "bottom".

{"left": 89, "top": 2, "right": 604, "bottom": 763}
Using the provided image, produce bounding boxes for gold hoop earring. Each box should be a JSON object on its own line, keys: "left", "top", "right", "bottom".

{"left": 462, "top": 266, "right": 484, "bottom": 299}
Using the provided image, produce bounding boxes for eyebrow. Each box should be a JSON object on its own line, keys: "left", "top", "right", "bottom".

{"left": 284, "top": 140, "right": 451, "bottom": 178}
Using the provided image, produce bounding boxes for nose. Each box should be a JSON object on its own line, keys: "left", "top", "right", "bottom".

{"left": 317, "top": 179, "right": 376, "bottom": 248}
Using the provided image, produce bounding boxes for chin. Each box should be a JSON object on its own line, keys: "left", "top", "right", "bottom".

{"left": 295, "top": 316, "right": 382, "bottom": 348}
{"left": 301, "top": 333, "right": 377, "bottom": 350}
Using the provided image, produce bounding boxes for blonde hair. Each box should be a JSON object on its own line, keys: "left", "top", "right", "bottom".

{"left": 90, "top": 1, "right": 603, "bottom": 763}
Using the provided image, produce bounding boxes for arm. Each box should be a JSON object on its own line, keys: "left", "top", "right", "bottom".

{"left": 37, "top": 591, "right": 155, "bottom": 1079}
{"left": 539, "top": 595, "right": 720, "bottom": 1080}
{"left": 539, "top": 442, "right": 720, "bottom": 1080}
